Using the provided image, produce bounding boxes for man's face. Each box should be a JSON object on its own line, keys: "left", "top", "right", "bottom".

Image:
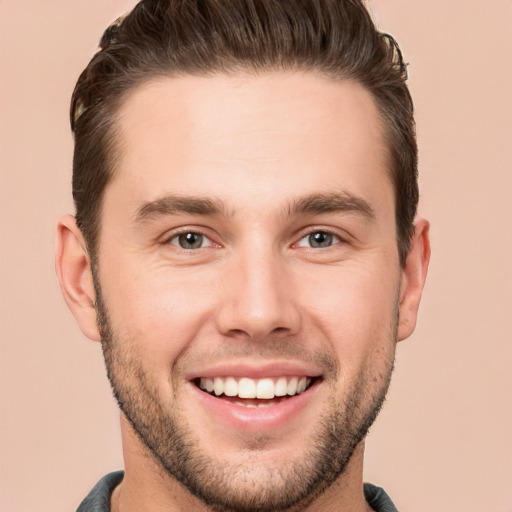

{"left": 95, "top": 73, "right": 402, "bottom": 511}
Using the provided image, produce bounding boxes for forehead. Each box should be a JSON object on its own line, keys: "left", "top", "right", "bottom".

{"left": 109, "top": 72, "right": 392, "bottom": 216}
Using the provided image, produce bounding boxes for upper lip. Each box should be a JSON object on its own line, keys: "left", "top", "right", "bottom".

{"left": 184, "top": 361, "right": 323, "bottom": 381}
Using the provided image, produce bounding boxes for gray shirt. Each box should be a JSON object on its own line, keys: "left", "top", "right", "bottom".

{"left": 77, "top": 471, "right": 399, "bottom": 512}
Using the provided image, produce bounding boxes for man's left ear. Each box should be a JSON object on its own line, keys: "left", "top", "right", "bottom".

{"left": 397, "top": 217, "right": 431, "bottom": 341}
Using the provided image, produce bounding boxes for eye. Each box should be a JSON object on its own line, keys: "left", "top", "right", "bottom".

{"left": 296, "top": 231, "right": 341, "bottom": 249}
{"left": 168, "top": 232, "right": 213, "bottom": 250}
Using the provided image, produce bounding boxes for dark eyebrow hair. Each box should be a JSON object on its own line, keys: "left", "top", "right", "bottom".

{"left": 285, "top": 191, "right": 375, "bottom": 219}
{"left": 134, "top": 195, "right": 233, "bottom": 223}
{"left": 133, "top": 191, "right": 374, "bottom": 224}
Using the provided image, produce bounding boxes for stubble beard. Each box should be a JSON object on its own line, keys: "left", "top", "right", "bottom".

{"left": 94, "top": 279, "right": 397, "bottom": 512}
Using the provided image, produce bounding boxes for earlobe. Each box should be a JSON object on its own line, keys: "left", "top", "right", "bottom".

{"left": 397, "top": 217, "right": 431, "bottom": 342}
{"left": 55, "top": 215, "right": 101, "bottom": 341}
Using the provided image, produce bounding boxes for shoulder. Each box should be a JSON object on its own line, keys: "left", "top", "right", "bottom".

{"left": 76, "top": 471, "right": 124, "bottom": 512}
{"left": 364, "top": 482, "right": 399, "bottom": 512}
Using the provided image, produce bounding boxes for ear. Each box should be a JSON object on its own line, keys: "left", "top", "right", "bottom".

{"left": 55, "top": 215, "right": 101, "bottom": 341}
{"left": 397, "top": 217, "right": 431, "bottom": 341}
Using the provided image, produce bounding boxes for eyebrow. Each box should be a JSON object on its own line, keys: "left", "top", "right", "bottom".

{"left": 133, "top": 190, "right": 375, "bottom": 224}
{"left": 134, "top": 195, "right": 233, "bottom": 223}
{"left": 284, "top": 191, "right": 375, "bottom": 219}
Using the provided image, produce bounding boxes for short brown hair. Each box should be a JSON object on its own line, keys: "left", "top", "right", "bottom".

{"left": 71, "top": 0, "right": 418, "bottom": 266}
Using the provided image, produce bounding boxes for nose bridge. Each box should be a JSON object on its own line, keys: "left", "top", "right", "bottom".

{"left": 216, "top": 241, "right": 300, "bottom": 340}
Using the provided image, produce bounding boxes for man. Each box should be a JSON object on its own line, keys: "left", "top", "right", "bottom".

{"left": 56, "top": 0, "right": 430, "bottom": 511}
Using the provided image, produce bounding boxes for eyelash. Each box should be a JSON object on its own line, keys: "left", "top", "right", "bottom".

{"left": 295, "top": 230, "right": 343, "bottom": 249}
{"left": 162, "top": 227, "right": 346, "bottom": 251}
{"left": 163, "top": 229, "right": 217, "bottom": 250}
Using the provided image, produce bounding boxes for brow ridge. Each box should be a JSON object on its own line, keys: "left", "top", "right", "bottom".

{"left": 134, "top": 195, "right": 232, "bottom": 222}
{"left": 285, "top": 191, "right": 375, "bottom": 219}
{"left": 133, "top": 191, "right": 374, "bottom": 224}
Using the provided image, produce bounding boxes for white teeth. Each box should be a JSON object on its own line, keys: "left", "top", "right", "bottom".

{"left": 213, "top": 377, "right": 224, "bottom": 396}
{"left": 223, "top": 377, "right": 238, "bottom": 397}
{"left": 275, "top": 377, "right": 288, "bottom": 396}
{"left": 287, "top": 377, "right": 298, "bottom": 395}
{"left": 204, "top": 378, "right": 214, "bottom": 392}
{"left": 238, "top": 378, "right": 256, "bottom": 398}
{"left": 198, "top": 376, "right": 313, "bottom": 401}
{"left": 256, "top": 378, "right": 275, "bottom": 399}
{"left": 257, "top": 401, "right": 276, "bottom": 407}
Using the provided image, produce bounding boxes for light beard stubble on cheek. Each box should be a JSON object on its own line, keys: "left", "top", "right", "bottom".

{"left": 92, "top": 273, "right": 398, "bottom": 512}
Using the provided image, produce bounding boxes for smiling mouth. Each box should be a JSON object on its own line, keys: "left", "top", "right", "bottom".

{"left": 194, "top": 376, "right": 316, "bottom": 407}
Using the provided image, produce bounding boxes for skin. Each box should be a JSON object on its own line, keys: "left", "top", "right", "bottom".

{"left": 56, "top": 72, "right": 430, "bottom": 512}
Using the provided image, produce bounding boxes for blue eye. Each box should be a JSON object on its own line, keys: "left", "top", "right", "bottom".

{"left": 170, "top": 232, "right": 209, "bottom": 249}
{"left": 297, "top": 231, "right": 340, "bottom": 248}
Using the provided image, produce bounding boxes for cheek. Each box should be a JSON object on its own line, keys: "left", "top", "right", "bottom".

{"left": 99, "top": 261, "right": 219, "bottom": 365}
{"left": 299, "top": 262, "right": 399, "bottom": 364}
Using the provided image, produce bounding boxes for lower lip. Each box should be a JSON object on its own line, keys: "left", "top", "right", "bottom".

{"left": 189, "top": 380, "right": 321, "bottom": 431}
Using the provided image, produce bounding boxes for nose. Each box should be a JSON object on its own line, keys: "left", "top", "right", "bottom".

{"left": 215, "top": 247, "right": 301, "bottom": 341}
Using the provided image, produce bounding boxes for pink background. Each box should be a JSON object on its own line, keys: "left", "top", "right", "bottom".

{"left": 1, "top": 1, "right": 511, "bottom": 510}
